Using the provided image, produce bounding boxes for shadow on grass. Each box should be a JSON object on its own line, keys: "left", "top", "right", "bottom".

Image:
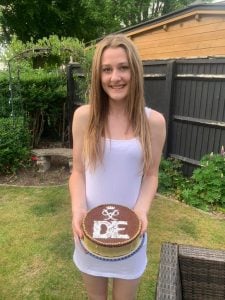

{"left": 177, "top": 216, "right": 198, "bottom": 239}
{"left": 30, "top": 197, "right": 64, "bottom": 216}
{"left": 49, "top": 232, "right": 74, "bottom": 260}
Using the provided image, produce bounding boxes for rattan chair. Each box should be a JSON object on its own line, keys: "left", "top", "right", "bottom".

{"left": 155, "top": 242, "right": 225, "bottom": 300}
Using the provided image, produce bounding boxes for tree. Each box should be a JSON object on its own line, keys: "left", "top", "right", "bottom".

{"left": 160, "top": 0, "right": 208, "bottom": 16}
{"left": 114, "top": 0, "right": 213, "bottom": 26}
{"left": 0, "top": 0, "right": 86, "bottom": 42}
{"left": 0, "top": 0, "right": 121, "bottom": 43}
{"left": 0, "top": 0, "right": 213, "bottom": 44}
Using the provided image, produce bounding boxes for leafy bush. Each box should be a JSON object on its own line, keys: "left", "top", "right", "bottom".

{"left": 19, "top": 69, "right": 67, "bottom": 146}
{"left": 0, "top": 118, "right": 31, "bottom": 174}
{"left": 158, "top": 157, "right": 187, "bottom": 198}
{"left": 0, "top": 69, "right": 67, "bottom": 147}
{"left": 0, "top": 72, "right": 12, "bottom": 117}
{"left": 20, "top": 69, "right": 66, "bottom": 109}
{"left": 181, "top": 153, "right": 225, "bottom": 211}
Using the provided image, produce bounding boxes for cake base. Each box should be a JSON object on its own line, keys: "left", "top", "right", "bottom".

{"left": 80, "top": 235, "right": 145, "bottom": 261}
{"left": 83, "top": 235, "right": 142, "bottom": 258}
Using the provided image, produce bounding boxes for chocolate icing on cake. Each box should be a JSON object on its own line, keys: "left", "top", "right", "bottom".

{"left": 82, "top": 205, "right": 141, "bottom": 257}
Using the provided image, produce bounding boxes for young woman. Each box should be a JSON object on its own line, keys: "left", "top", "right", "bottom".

{"left": 69, "top": 34, "right": 166, "bottom": 300}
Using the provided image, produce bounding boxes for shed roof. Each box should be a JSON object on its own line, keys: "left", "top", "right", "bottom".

{"left": 118, "top": 3, "right": 225, "bottom": 37}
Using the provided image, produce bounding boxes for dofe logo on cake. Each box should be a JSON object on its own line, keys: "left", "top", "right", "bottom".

{"left": 93, "top": 206, "right": 129, "bottom": 239}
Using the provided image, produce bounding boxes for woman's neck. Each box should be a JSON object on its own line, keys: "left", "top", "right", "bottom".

{"left": 106, "top": 111, "right": 134, "bottom": 140}
{"left": 108, "top": 98, "right": 128, "bottom": 116}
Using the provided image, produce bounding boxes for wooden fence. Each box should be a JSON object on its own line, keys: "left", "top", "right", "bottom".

{"left": 67, "top": 58, "right": 225, "bottom": 175}
{"left": 143, "top": 58, "right": 225, "bottom": 175}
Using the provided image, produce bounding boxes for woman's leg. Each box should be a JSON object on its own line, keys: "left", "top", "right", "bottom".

{"left": 112, "top": 277, "right": 141, "bottom": 300}
{"left": 81, "top": 272, "right": 108, "bottom": 300}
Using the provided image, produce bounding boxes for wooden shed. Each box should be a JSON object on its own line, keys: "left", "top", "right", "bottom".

{"left": 119, "top": 3, "right": 225, "bottom": 174}
{"left": 120, "top": 2, "right": 225, "bottom": 60}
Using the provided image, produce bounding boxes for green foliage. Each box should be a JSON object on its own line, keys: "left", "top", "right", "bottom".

{"left": 181, "top": 153, "right": 225, "bottom": 211}
{"left": 0, "top": 0, "right": 120, "bottom": 43}
{"left": 0, "top": 71, "right": 12, "bottom": 117}
{"left": 1, "top": 35, "right": 88, "bottom": 67}
{"left": 0, "top": 0, "right": 213, "bottom": 44}
{"left": 0, "top": 35, "right": 94, "bottom": 146}
{"left": 20, "top": 69, "right": 67, "bottom": 146}
{"left": 158, "top": 157, "right": 186, "bottom": 197}
{"left": 0, "top": 0, "right": 86, "bottom": 42}
{"left": 0, "top": 68, "right": 67, "bottom": 147}
{"left": 161, "top": 0, "right": 195, "bottom": 15}
{"left": 159, "top": 151, "right": 225, "bottom": 211}
{"left": 78, "top": 0, "right": 121, "bottom": 40}
{"left": 20, "top": 69, "right": 66, "bottom": 109}
{"left": 2, "top": 35, "right": 94, "bottom": 97}
{"left": 0, "top": 118, "right": 31, "bottom": 174}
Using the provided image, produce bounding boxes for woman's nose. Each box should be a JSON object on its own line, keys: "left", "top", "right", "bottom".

{"left": 111, "top": 69, "right": 121, "bottom": 81}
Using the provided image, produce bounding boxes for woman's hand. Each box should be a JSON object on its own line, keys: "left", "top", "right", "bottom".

{"left": 133, "top": 208, "right": 148, "bottom": 235}
{"left": 72, "top": 208, "right": 87, "bottom": 242}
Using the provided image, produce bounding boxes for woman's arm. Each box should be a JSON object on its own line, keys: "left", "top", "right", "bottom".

{"left": 134, "top": 110, "right": 166, "bottom": 234}
{"left": 69, "top": 105, "right": 89, "bottom": 240}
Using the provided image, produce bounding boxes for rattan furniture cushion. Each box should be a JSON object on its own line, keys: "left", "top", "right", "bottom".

{"left": 155, "top": 243, "right": 225, "bottom": 300}
{"left": 179, "top": 245, "right": 225, "bottom": 300}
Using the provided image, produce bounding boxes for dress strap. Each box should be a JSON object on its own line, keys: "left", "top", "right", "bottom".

{"left": 144, "top": 106, "right": 151, "bottom": 118}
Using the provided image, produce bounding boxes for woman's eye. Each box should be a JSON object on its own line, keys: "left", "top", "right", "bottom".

{"left": 120, "top": 65, "right": 129, "bottom": 71}
{"left": 102, "top": 67, "right": 111, "bottom": 73}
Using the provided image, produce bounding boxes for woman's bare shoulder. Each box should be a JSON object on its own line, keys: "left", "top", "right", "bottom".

{"left": 148, "top": 109, "right": 166, "bottom": 128}
{"left": 74, "top": 104, "right": 90, "bottom": 118}
{"left": 148, "top": 109, "right": 166, "bottom": 149}
{"left": 73, "top": 104, "right": 90, "bottom": 125}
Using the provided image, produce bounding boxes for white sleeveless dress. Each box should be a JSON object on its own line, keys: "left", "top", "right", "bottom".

{"left": 73, "top": 108, "right": 151, "bottom": 279}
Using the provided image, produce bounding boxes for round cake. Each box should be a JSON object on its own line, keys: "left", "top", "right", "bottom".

{"left": 82, "top": 204, "right": 141, "bottom": 258}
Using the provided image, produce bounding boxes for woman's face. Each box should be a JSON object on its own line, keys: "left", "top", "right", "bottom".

{"left": 100, "top": 47, "right": 131, "bottom": 104}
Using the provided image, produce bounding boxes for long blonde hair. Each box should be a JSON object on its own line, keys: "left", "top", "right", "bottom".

{"left": 84, "top": 34, "right": 152, "bottom": 173}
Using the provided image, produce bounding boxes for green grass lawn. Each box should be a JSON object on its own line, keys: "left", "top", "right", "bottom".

{"left": 1, "top": 186, "right": 225, "bottom": 299}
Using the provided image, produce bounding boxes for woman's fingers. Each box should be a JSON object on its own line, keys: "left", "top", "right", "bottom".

{"left": 72, "top": 210, "right": 87, "bottom": 239}
{"left": 133, "top": 209, "right": 148, "bottom": 235}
